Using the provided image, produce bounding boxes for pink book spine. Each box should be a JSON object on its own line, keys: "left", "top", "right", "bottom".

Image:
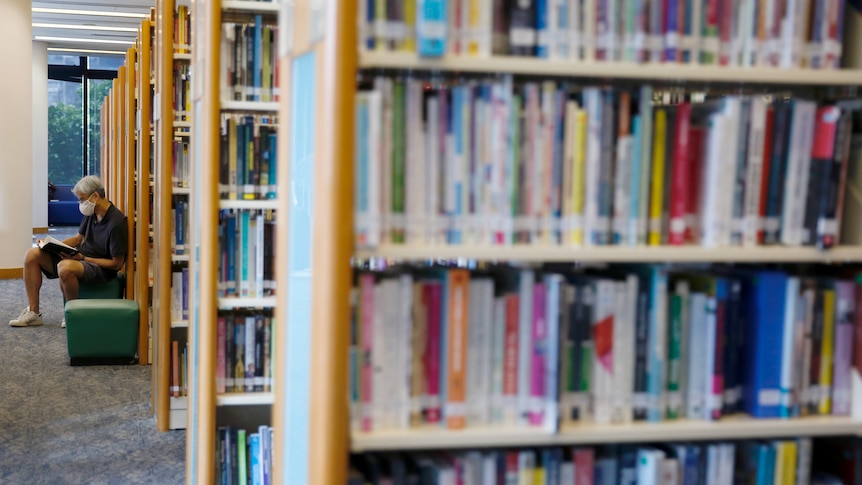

{"left": 216, "top": 316, "right": 226, "bottom": 394}
{"left": 833, "top": 281, "right": 855, "bottom": 415}
{"left": 425, "top": 281, "right": 443, "bottom": 424}
{"left": 529, "top": 283, "right": 547, "bottom": 426}
{"left": 669, "top": 103, "right": 691, "bottom": 245}
{"left": 718, "top": 0, "right": 733, "bottom": 65}
{"left": 360, "top": 273, "right": 375, "bottom": 432}
{"left": 574, "top": 448, "right": 595, "bottom": 485}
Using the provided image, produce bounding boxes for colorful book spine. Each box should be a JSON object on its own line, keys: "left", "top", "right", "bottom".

{"left": 669, "top": 102, "right": 691, "bottom": 245}
{"left": 648, "top": 108, "right": 667, "bottom": 246}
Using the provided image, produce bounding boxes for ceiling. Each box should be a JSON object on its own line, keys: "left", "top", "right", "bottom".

{"left": 32, "top": 0, "right": 155, "bottom": 57}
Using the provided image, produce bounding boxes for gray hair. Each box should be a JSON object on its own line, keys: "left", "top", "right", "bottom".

{"left": 72, "top": 175, "right": 106, "bottom": 198}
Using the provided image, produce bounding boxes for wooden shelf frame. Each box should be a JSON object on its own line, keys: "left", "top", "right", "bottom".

{"left": 136, "top": 19, "right": 154, "bottom": 370}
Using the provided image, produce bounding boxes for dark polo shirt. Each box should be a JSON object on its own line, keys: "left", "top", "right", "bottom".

{"left": 77, "top": 202, "right": 128, "bottom": 279}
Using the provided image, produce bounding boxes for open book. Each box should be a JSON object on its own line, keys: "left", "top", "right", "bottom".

{"left": 38, "top": 236, "right": 79, "bottom": 256}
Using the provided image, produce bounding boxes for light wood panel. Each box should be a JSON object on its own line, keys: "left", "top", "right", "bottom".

{"left": 125, "top": 47, "right": 137, "bottom": 303}
{"left": 137, "top": 20, "right": 153, "bottom": 368}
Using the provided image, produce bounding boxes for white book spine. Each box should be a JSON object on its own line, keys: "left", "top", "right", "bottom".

{"left": 721, "top": 98, "right": 742, "bottom": 247}
{"left": 781, "top": 101, "right": 816, "bottom": 246}
{"left": 593, "top": 279, "right": 615, "bottom": 425}
{"left": 399, "top": 275, "right": 413, "bottom": 429}
{"left": 406, "top": 80, "right": 426, "bottom": 244}
{"left": 781, "top": 277, "right": 800, "bottom": 414}
{"left": 743, "top": 97, "right": 767, "bottom": 246}
{"left": 371, "top": 282, "right": 386, "bottom": 430}
{"left": 367, "top": 90, "right": 382, "bottom": 247}
{"left": 467, "top": 280, "right": 485, "bottom": 426}
{"left": 583, "top": 0, "right": 596, "bottom": 61}
{"left": 613, "top": 134, "right": 634, "bottom": 244}
{"left": 690, "top": 0, "right": 703, "bottom": 64}
{"left": 490, "top": 297, "right": 506, "bottom": 424}
{"left": 583, "top": 88, "right": 602, "bottom": 246}
{"left": 568, "top": 0, "right": 581, "bottom": 60}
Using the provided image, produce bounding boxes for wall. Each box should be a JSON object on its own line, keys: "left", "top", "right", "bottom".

{"left": 32, "top": 41, "right": 48, "bottom": 230}
{"left": 0, "top": 0, "right": 33, "bottom": 274}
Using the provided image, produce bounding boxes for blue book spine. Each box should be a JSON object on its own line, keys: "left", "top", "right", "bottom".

{"left": 552, "top": 88, "right": 566, "bottom": 243}
{"left": 647, "top": 266, "right": 668, "bottom": 422}
{"left": 684, "top": 445, "right": 701, "bottom": 485}
{"left": 743, "top": 272, "right": 788, "bottom": 418}
{"left": 544, "top": 274, "right": 561, "bottom": 432}
{"left": 450, "top": 87, "right": 463, "bottom": 245}
{"left": 241, "top": 211, "right": 250, "bottom": 297}
{"left": 175, "top": 199, "right": 184, "bottom": 253}
{"left": 417, "top": 0, "right": 447, "bottom": 57}
{"left": 267, "top": 133, "right": 277, "bottom": 199}
{"left": 365, "top": 0, "right": 376, "bottom": 49}
{"left": 628, "top": 115, "right": 642, "bottom": 246}
{"left": 254, "top": 15, "right": 262, "bottom": 101}
{"left": 226, "top": 212, "right": 237, "bottom": 296}
{"left": 536, "top": 0, "right": 550, "bottom": 58}
{"left": 182, "top": 268, "right": 189, "bottom": 320}
{"left": 556, "top": 0, "right": 569, "bottom": 57}
{"left": 682, "top": 0, "right": 693, "bottom": 62}
{"left": 665, "top": 0, "right": 679, "bottom": 61}
{"left": 356, "top": 98, "right": 369, "bottom": 224}
{"left": 249, "top": 432, "right": 262, "bottom": 485}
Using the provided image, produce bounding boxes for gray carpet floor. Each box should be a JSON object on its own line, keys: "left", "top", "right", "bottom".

{"left": 0, "top": 227, "right": 185, "bottom": 484}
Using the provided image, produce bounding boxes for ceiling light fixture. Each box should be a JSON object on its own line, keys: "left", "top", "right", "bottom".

{"left": 33, "top": 23, "right": 138, "bottom": 33}
{"left": 47, "top": 47, "right": 126, "bottom": 56}
{"left": 35, "top": 36, "right": 135, "bottom": 45}
{"left": 32, "top": 7, "right": 148, "bottom": 19}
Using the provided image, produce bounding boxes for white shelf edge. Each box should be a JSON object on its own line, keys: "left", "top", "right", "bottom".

{"left": 359, "top": 51, "right": 862, "bottom": 86}
{"left": 172, "top": 187, "right": 191, "bottom": 195}
{"left": 218, "top": 199, "right": 278, "bottom": 210}
{"left": 217, "top": 297, "right": 276, "bottom": 309}
{"left": 354, "top": 244, "right": 862, "bottom": 263}
{"left": 220, "top": 100, "right": 280, "bottom": 112}
{"left": 171, "top": 254, "right": 190, "bottom": 262}
{"left": 351, "top": 416, "right": 862, "bottom": 452}
{"left": 174, "top": 53, "right": 192, "bottom": 61}
{"left": 173, "top": 131, "right": 191, "bottom": 137}
{"left": 174, "top": 121, "right": 191, "bottom": 128}
{"left": 222, "top": 1, "right": 280, "bottom": 13}
{"left": 171, "top": 320, "right": 189, "bottom": 328}
{"left": 216, "top": 392, "right": 275, "bottom": 406}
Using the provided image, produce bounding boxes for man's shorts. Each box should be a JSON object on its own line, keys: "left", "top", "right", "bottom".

{"left": 41, "top": 253, "right": 110, "bottom": 285}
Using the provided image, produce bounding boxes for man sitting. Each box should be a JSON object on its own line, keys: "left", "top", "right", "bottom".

{"left": 10, "top": 175, "right": 128, "bottom": 327}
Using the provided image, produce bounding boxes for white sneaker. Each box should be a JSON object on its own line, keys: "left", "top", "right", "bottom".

{"left": 61, "top": 318, "right": 66, "bottom": 328}
{"left": 10, "top": 310, "right": 42, "bottom": 327}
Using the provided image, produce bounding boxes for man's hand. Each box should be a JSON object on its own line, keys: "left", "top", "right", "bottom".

{"left": 59, "top": 252, "right": 84, "bottom": 261}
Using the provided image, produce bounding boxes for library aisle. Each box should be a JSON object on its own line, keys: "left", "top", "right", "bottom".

{"left": 0, "top": 276, "right": 184, "bottom": 483}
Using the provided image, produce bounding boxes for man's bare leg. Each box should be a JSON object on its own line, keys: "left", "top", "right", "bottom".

{"left": 57, "top": 260, "right": 86, "bottom": 302}
{"left": 23, "top": 247, "right": 54, "bottom": 313}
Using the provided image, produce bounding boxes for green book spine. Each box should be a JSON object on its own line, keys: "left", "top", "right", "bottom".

{"left": 237, "top": 428, "right": 248, "bottom": 485}
{"left": 666, "top": 291, "right": 683, "bottom": 419}
{"left": 391, "top": 80, "right": 406, "bottom": 243}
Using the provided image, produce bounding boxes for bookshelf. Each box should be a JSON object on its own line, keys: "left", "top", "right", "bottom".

{"left": 135, "top": 19, "right": 154, "bottom": 369}
{"left": 153, "top": 0, "right": 193, "bottom": 432}
{"left": 186, "top": 0, "right": 280, "bottom": 482}
{"left": 264, "top": 1, "right": 862, "bottom": 483}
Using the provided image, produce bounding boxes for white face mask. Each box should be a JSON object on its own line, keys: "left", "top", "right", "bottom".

{"left": 79, "top": 195, "right": 96, "bottom": 216}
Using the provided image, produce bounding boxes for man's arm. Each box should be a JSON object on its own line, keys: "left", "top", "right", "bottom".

{"left": 68, "top": 253, "right": 125, "bottom": 271}
{"left": 62, "top": 233, "right": 84, "bottom": 248}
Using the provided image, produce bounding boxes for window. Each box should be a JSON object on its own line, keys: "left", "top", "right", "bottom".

{"left": 47, "top": 56, "right": 119, "bottom": 184}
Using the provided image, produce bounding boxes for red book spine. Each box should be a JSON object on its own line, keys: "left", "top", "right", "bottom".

{"left": 503, "top": 294, "right": 520, "bottom": 419}
{"left": 669, "top": 103, "right": 691, "bottom": 245}
{"left": 712, "top": 290, "right": 726, "bottom": 420}
{"left": 757, "top": 106, "right": 775, "bottom": 244}
{"left": 685, "top": 125, "right": 704, "bottom": 243}
{"left": 425, "top": 281, "right": 443, "bottom": 424}
{"left": 574, "top": 448, "right": 595, "bottom": 485}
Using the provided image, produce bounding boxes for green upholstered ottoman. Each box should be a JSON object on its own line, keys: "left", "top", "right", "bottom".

{"left": 65, "top": 299, "right": 140, "bottom": 366}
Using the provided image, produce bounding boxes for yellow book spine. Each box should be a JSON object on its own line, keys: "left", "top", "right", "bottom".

{"left": 467, "top": 0, "right": 481, "bottom": 55}
{"left": 648, "top": 109, "right": 666, "bottom": 246}
{"left": 783, "top": 441, "right": 797, "bottom": 485}
{"left": 571, "top": 109, "right": 587, "bottom": 245}
{"left": 533, "top": 468, "right": 545, "bottom": 485}
{"left": 819, "top": 289, "right": 836, "bottom": 415}
{"left": 773, "top": 442, "right": 785, "bottom": 485}
{"left": 562, "top": 102, "right": 575, "bottom": 245}
{"left": 403, "top": 0, "right": 416, "bottom": 52}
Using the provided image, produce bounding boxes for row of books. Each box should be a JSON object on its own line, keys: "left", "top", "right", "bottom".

{"left": 363, "top": 0, "right": 849, "bottom": 70}
{"left": 216, "top": 313, "right": 275, "bottom": 394}
{"left": 354, "top": 78, "right": 861, "bottom": 248}
{"left": 217, "top": 425, "right": 274, "bottom": 485}
{"left": 171, "top": 196, "right": 189, "bottom": 256}
{"left": 220, "top": 20, "right": 280, "bottom": 103}
{"left": 172, "top": 138, "right": 190, "bottom": 190}
{"left": 348, "top": 264, "right": 862, "bottom": 433}
{"left": 217, "top": 209, "right": 276, "bottom": 299}
{"left": 219, "top": 114, "right": 278, "bottom": 201}
{"left": 347, "top": 437, "right": 862, "bottom": 485}
{"left": 170, "top": 339, "right": 188, "bottom": 397}
{"left": 170, "top": 267, "right": 189, "bottom": 322}
{"left": 173, "top": 64, "right": 190, "bottom": 116}
{"left": 174, "top": 5, "right": 191, "bottom": 54}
